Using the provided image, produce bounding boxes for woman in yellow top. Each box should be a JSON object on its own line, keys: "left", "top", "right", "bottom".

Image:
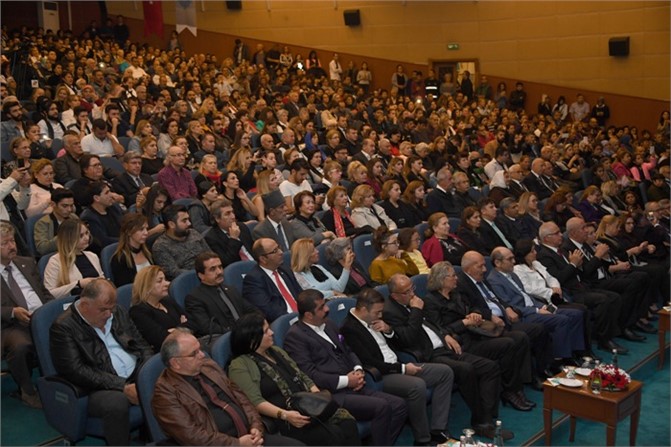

{"left": 397, "top": 227, "right": 430, "bottom": 274}
{"left": 368, "top": 226, "right": 418, "bottom": 284}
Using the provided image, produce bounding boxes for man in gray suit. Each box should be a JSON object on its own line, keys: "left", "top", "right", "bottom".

{"left": 1, "top": 221, "right": 54, "bottom": 408}
{"left": 252, "top": 190, "right": 297, "bottom": 251}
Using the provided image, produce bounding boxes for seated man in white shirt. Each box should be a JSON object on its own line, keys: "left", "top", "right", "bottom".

{"left": 81, "top": 118, "right": 124, "bottom": 157}
{"left": 279, "top": 159, "right": 315, "bottom": 213}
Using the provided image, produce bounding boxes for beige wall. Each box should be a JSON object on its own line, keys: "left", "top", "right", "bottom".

{"left": 108, "top": 1, "right": 669, "bottom": 101}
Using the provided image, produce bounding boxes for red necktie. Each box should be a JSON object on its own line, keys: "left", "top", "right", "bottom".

{"left": 195, "top": 374, "right": 248, "bottom": 437}
{"left": 272, "top": 271, "right": 298, "bottom": 311}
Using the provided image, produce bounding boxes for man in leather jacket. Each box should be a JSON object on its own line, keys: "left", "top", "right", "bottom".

{"left": 50, "top": 278, "right": 153, "bottom": 446}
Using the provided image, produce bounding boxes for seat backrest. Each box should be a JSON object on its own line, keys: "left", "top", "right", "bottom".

{"left": 270, "top": 312, "right": 299, "bottom": 349}
{"left": 282, "top": 250, "right": 292, "bottom": 270}
{"left": 352, "top": 234, "right": 376, "bottom": 269}
{"left": 411, "top": 274, "right": 428, "bottom": 298}
{"left": 210, "top": 332, "right": 233, "bottom": 369}
{"left": 173, "top": 198, "right": 198, "bottom": 208}
{"left": 31, "top": 296, "right": 77, "bottom": 377}
{"left": 100, "top": 156, "right": 123, "bottom": 173}
{"left": 326, "top": 297, "right": 356, "bottom": 327}
{"left": 223, "top": 260, "right": 257, "bottom": 296}
{"left": 448, "top": 217, "right": 461, "bottom": 232}
{"left": 374, "top": 284, "right": 389, "bottom": 299}
{"left": 25, "top": 213, "right": 45, "bottom": 257}
{"left": 168, "top": 270, "right": 199, "bottom": 312}
{"left": 100, "top": 242, "right": 119, "bottom": 282}
{"left": 38, "top": 252, "right": 54, "bottom": 279}
{"left": 136, "top": 354, "right": 168, "bottom": 444}
{"left": 245, "top": 220, "right": 259, "bottom": 233}
{"left": 317, "top": 241, "right": 330, "bottom": 266}
{"left": 414, "top": 222, "right": 429, "bottom": 245}
{"left": 117, "top": 136, "right": 131, "bottom": 151}
{"left": 116, "top": 283, "right": 133, "bottom": 311}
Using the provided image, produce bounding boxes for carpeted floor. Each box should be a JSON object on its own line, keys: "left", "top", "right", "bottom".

{"left": 2, "top": 325, "right": 669, "bottom": 446}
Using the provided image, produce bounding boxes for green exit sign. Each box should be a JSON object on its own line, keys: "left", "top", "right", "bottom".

{"left": 447, "top": 43, "right": 460, "bottom": 50}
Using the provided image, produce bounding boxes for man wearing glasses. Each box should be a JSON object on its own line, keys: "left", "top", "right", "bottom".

{"left": 50, "top": 278, "right": 153, "bottom": 446}
{"left": 157, "top": 145, "right": 198, "bottom": 201}
{"left": 242, "top": 238, "right": 303, "bottom": 322}
{"left": 153, "top": 329, "right": 300, "bottom": 446}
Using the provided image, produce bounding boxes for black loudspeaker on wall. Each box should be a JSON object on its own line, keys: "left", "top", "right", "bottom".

{"left": 226, "top": 1, "right": 242, "bottom": 10}
{"left": 344, "top": 9, "right": 361, "bottom": 27}
{"left": 609, "top": 36, "right": 630, "bottom": 57}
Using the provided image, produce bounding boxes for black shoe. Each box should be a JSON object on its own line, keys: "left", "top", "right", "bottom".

{"left": 501, "top": 390, "right": 533, "bottom": 411}
{"left": 474, "top": 423, "right": 514, "bottom": 441}
{"left": 413, "top": 441, "right": 431, "bottom": 446}
{"left": 598, "top": 339, "right": 629, "bottom": 355}
{"left": 636, "top": 321, "right": 656, "bottom": 334}
{"left": 430, "top": 430, "right": 452, "bottom": 444}
{"left": 620, "top": 328, "right": 646, "bottom": 342}
{"left": 529, "top": 377, "right": 545, "bottom": 391}
{"left": 517, "top": 390, "right": 537, "bottom": 407}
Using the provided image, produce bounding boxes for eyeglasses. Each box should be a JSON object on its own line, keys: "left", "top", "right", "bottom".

{"left": 174, "top": 347, "right": 202, "bottom": 358}
{"left": 262, "top": 246, "right": 282, "bottom": 256}
{"left": 384, "top": 240, "right": 399, "bottom": 246}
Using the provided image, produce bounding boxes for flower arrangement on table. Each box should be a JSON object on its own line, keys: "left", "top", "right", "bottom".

{"left": 588, "top": 363, "right": 631, "bottom": 391}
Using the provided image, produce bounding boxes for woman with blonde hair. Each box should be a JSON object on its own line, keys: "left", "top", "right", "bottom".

{"left": 517, "top": 191, "right": 544, "bottom": 239}
{"left": 227, "top": 147, "right": 257, "bottom": 191}
{"left": 140, "top": 135, "right": 164, "bottom": 175}
{"left": 350, "top": 184, "right": 397, "bottom": 230}
{"left": 110, "top": 213, "right": 153, "bottom": 286}
{"left": 186, "top": 119, "right": 205, "bottom": 156}
{"left": 128, "top": 119, "right": 155, "bottom": 153}
{"left": 600, "top": 180, "right": 626, "bottom": 214}
{"left": 291, "top": 238, "right": 351, "bottom": 298}
{"left": 194, "top": 154, "right": 223, "bottom": 191}
{"left": 253, "top": 169, "right": 282, "bottom": 221}
{"left": 129, "top": 265, "right": 186, "bottom": 352}
{"left": 346, "top": 160, "right": 368, "bottom": 196}
{"left": 44, "top": 219, "right": 104, "bottom": 298}
{"left": 385, "top": 156, "right": 407, "bottom": 192}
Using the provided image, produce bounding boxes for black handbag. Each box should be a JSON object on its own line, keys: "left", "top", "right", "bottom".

{"left": 286, "top": 390, "right": 339, "bottom": 422}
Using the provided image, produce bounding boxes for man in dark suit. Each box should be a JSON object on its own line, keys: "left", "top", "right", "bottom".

{"left": 111, "top": 152, "right": 153, "bottom": 208}
{"left": 252, "top": 190, "right": 298, "bottom": 252}
{"left": 536, "top": 221, "right": 627, "bottom": 353}
{"left": 242, "top": 238, "right": 303, "bottom": 322}
{"left": 495, "top": 198, "right": 524, "bottom": 246}
{"left": 341, "top": 288, "right": 455, "bottom": 445}
{"left": 478, "top": 198, "right": 515, "bottom": 252}
{"left": 522, "top": 158, "right": 554, "bottom": 200}
{"left": 185, "top": 252, "right": 258, "bottom": 338}
{"left": 426, "top": 166, "right": 458, "bottom": 217}
{"left": 563, "top": 218, "right": 651, "bottom": 338}
{"left": 456, "top": 251, "right": 553, "bottom": 380}
{"left": 1, "top": 222, "right": 54, "bottom": 408}
{"left": 507, "top": 164, "right": 529, "bottom": 199}
{"left": 283, "top": 289, "right": 408, "bottom": 447}
{"left": 487, "top": 247, "right": 585, "bottom": 361}
{"left": 205, "top": 199, "right": 254, "bottom": 266}
{"left": 383, "top": 274, "right": 513, "bottom": 441}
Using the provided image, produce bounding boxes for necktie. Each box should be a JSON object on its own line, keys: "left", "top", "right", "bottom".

{"left": 489, "top": 222, "right": 513, "bottom": 249}
{"left": 272, "top": 271, "right": 297, "bottom": 311}
{"left": 195, "top": 374, "right": 248, "bottom": 437}
{"left": 135, "top": 176, "right": 144, "bottom": 188}
{"left": 6, "top": 265, "right": 28, "bottom": 309}
{"left": 505, "top": 274, "right": 535, "bottom": 307}
{"left": 581, "top": 244, "right": 608, "bottom": 279}
{"left": 476, "top": 281, "right": 506, "bottom": 317}
{"left": 218, "top": 288, "right": 240, "bottom": 320}
{"left": 276, "top": 224, "right": 288, "bottom": 251}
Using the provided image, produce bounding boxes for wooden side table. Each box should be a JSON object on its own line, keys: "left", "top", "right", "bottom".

{"left": 543, "top": 374, "right": 642, "bottom": 446}
{"left": 658, "top": 308, "right": 670, "bottom": 369}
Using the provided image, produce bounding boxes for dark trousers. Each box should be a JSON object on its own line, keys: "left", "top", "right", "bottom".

{"left": 88, "top": 390, "right": 131, "bottom": 446}
{"left": 382, "top": 363, "right": 454, "bottom": 443}
{"left": 467, "top": 331, "right": 530, "bottom": 392}
{"left": 511, "top": 322, "right": 552, "bottom": 377}
{"left": 332, "top": 387, "right": 407, "bottom": 446}
{"left": 592, "top": 271, "right": 649, "bottom": 328}
{"left": 430, "top": 348, "right": 500, "bottom": 426}
{"left": 1, "top": 325, "right": 37, "bottom": 395}
{"left": 522, "top": 308, "right": 585, "bottom": 358}
{"left": 280, "top": 416, "right": 359, "bottom": 446}
{"left": 571, "top": 290, "right": 620, "bottom": 341}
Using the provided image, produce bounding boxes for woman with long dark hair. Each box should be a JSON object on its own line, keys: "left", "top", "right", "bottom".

{"left": 110, "top": 213, "right": 153, "bottom": 286}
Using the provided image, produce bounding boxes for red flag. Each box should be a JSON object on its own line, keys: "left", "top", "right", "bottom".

{"left": 143, "top": 1, "right": 164, "bottom": 38}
